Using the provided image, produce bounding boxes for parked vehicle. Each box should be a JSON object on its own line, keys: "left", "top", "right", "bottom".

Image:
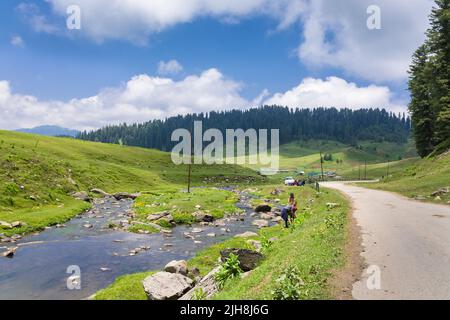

{"left": 284, "top": 177, "right": 296, "bottom": 186}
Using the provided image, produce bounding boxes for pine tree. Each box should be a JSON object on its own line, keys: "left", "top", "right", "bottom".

{"left": 427, "top": 0, "right": 450, "bottom": 148}
{"left": 408, "top": 44, "right": 436, "bottom": 157}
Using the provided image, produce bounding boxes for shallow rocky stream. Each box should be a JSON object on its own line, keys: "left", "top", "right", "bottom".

{"left": 0, "top": 191, "right": 276, "bottom": 300}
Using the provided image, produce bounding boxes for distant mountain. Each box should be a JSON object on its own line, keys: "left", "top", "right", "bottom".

{"left": 16, "top": 125, "right": 80, "bottom": 137}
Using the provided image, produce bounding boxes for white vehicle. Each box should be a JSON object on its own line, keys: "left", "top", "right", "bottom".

{"left": 284, "top": 177, "right": 296, "bottom": 186}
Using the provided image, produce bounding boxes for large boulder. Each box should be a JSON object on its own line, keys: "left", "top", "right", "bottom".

{"left": 220, "top": 248, "right": 263, "bottom": 272}
{"left": 142, "top": 272, "right": 194, "bottom": 300}
{"left": 113, "top": 192, "right": 139, "bottom": 200}
{"left": 252, "top": 219, "right": 269, "bottom": 229}
{"left": 164, "top": 260, "right": 188, "bottom": 276}
{"left": 179, "top": 267, "right": 221, "bottom": 300}
{"left": 255, "top": 204, "right": 272, "bottom": 213}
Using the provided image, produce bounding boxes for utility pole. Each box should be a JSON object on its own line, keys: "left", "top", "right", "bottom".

{"left": 358, "top": 165, "right": 361, "bottom": 181}
{"left": 319, "top": 151, "right": 324, "bottom": 181}
{"left": 187, "top": 124, "right": 194, "bottom": 193}
{"left": 386, "top": 160, "right": 390, "bottom": 179}
{"left": 364, "top": 160, "right": 367, "bottom": 180}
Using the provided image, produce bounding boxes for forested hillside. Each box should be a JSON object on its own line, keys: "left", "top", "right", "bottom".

{"left": 78, "top": 106, "right": 411, "bottom": 151}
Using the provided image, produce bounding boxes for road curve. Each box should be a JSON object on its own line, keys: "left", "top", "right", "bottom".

{"left": 321, "top": 181, "right": 450, "bottom": 300}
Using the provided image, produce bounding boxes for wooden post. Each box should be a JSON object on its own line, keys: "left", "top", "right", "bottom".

{"left": 187, "top": 125, "right": 193, "bottom": 193}
{"left": 358, "top": 165, "right": 361, "bottom": 181}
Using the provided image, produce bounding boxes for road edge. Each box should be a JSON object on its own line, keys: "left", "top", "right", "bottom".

{"left": 328, "top": 189, "right": 366, "bottom": 300}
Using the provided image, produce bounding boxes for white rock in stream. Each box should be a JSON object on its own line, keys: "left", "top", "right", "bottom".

{"left": 252, "top": 220, "right": 269, "bottom": 229}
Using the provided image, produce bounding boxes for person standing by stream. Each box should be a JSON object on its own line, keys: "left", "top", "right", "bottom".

{"left": 281, "top": 193, "right": 297, "bottom": 228}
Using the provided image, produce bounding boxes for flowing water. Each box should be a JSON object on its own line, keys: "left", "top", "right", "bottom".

{"left": 0, "top": 192, "right": 272, "bottom": 300}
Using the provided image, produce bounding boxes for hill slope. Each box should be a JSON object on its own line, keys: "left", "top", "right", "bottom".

{"left": 0, "top": 130, "right": 261, "bottom": 235}
{"left": 359, "top": 151, "right": 450, "bottom": 204}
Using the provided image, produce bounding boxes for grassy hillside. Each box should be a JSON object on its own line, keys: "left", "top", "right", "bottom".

{"left": 278, "top": 139, "right": 416, "bottom": 171}
{"left": 360, "top": 151, "right": 450, "bottom": 204}
{"left": 0, "top": 130, "right": 263, "bottom": 235}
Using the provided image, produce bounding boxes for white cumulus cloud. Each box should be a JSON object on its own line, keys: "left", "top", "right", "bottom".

{"left": 157, "top": 60, "right": 184, "bottom": 75}
{"left": 0, "top": 71, "right": 405, "bottom": 131}
{"left": 10, "top": 35, "right": 25, "bottom": 47}
{"left": 0, "top": 69, "right": 249, "bottom": 131}
{"left": 40, "top": 0, "right": 432, "bottom": 82}
{"left": 263, "top": 77, "right": 405, "bottom": 112}
{"left": 297, "top": 0, "right": 433, "bottom": 82}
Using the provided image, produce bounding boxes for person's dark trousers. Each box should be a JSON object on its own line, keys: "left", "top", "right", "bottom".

{"left": 281, "top": 207, "right": 289, "bottom": 228}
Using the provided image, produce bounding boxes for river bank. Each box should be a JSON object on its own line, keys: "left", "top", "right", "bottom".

{"left": 94, "top": 185, "right": 351, "bottom": 300}
{"left": 0, "top": 188, "right": 274, "bottom": 299}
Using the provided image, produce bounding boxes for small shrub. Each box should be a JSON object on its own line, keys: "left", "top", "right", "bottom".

{"left": 214, "top": 253, "right": 243, "bottom": 289}
{"left": 193, "top": 287, "right": 207, "bottom": 300}
{"left": 4, "top": 184, "right": 20, "bottom": 196}
{"left": 261, "top": 236, "right": 273, "bottom": 252}
{"left": 155, "top": 218, "right": 172, "bottom": 229}
{"left": 272, "top": 266, "right": 305, "bottom": 300}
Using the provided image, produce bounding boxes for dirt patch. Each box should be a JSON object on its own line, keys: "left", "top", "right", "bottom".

{"left": 328, "top": 193, "right": 366, "bottom": 300}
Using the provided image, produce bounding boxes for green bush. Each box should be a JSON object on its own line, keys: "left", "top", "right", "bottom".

{"left": 4, "top": 183, "right": 20, "bottom": 196}
{"left": 214, "top": 253, "right": 243, "bottom": 289}
{"left": 272, "top": 266, "right": 305, "bottom": 300}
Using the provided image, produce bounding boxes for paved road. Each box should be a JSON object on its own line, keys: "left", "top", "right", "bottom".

{"left": 321, "top": 182, "right": 450, "bottom": 300}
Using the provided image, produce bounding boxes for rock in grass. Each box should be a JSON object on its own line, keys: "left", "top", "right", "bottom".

{"left": 0, "top": 221, "right": 13, "bottom": 229}
{"left": 246, "top": 240, "right": 262, "bottom": 252}
{"left": 326, "top": 203, "right": 341, "bottom": 210}
{"left": 147, "top": 211, "right": 171, "bottom": 222}
{"left": 143, "top": 272, "right": 194, "bottom": 300}
{"left": 164, "top": 260, "right": 188, "bottom": 276}
{"left": 11, "top": 221, "right": 26, "bottom": 228}
{"left": 72, "top": 191, "right": 91, "bottom": 202}
{"left": 431, "top": 188, "right": 449, "bottom": 197}
{"left": 91, "top": 188, "right": 110, "bottom": 197}
{"left": 235, "top": 231, "right": 258, "bottom": 238}
{"left": 220, "top": 249, "right": 263, "bottom": 272}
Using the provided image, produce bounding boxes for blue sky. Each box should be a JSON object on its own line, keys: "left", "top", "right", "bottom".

{"left": 0, "top": 0, "right": 434, "bottom": 130}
